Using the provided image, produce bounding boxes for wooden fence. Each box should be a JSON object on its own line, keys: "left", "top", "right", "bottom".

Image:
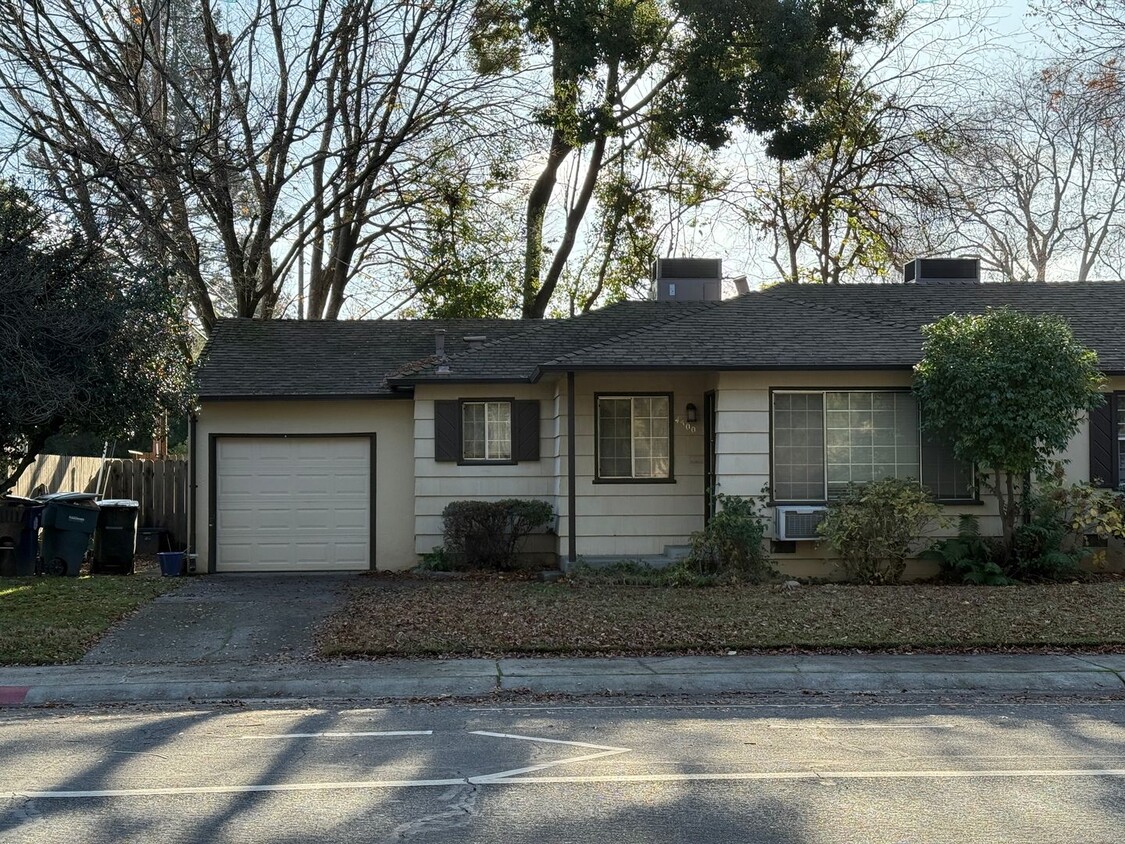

{"left": 12, "top": 455, "right": 189, "bottom": 549}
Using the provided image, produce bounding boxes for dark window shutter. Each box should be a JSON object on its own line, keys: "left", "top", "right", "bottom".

{"left": 514, "top": 400, "right": 541, "bottom": 461}
{"left": 1089, "top": 398, "right": 1117, "bottom": 489}
{"left": 434, "top": 400, "right": 460, "bottom": 462}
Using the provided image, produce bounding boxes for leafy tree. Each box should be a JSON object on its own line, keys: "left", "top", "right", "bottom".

{"left": 913, "top": 308, "right": 1105, "bottom": 558}
{"left": 471, "top": 0, "right": 887, "bottom": 317}
{"left": 0, "top": 182, "right": 189, "bottom": 491}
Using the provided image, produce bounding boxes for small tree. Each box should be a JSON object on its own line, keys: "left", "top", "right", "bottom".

{"left": 913, "top": 308, "right": 1105, "bottom": 559}
{"left": 0, "top": 182, "right": 189, "bottom": 491}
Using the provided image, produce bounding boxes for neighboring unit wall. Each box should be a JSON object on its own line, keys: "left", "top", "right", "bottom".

{"left": 192, "top": 399, "right": 416, "bottom": 573}
{"left": 714, "top": 371, "right": 1125, "bottom": 579}
{"left": 568, "top": 372, "right": 715, "bottom": 558}
{"left": 412, "top": 383, "right": 560, "bottom": 557}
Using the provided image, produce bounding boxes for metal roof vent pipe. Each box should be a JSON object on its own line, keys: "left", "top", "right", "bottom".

{"left": 434, "top": 328, "right": 450, "bottom": 375}
{"left": 903, "top": 256, "right": 981, "bottom": 285}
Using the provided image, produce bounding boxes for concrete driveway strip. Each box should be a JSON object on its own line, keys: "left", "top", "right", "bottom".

{"left": 81, "top": 574, "right": 357, "bottom": 665}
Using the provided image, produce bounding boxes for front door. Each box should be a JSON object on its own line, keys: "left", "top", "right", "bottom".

{"left": 703, "top": 391, "right": 717, "bottom": 523}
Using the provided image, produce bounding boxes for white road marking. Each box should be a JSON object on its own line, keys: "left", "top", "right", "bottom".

{"left": 5, "top": 767, "right": 1125, "bottom": 801}
{"left": 490, "top": 768, "right": 1125, "bottom": 786}
{"left": 766, "top": 724, "right": 956, "bottom": 730}
{"left": 232, "top": 730, "right": 433, "bottom": 740}
{"left": 466, "top": 729, "right": 633, "bottom": 782}
{"left": 468, "top": 730, "right": 628, "bottom": 752}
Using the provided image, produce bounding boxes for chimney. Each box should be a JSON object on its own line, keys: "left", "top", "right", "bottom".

{"left": 732, "top": 275, "right": 750, "bottom": 296}
{"left": 651, "top": 257, "right": 723, "bottom": 301}
{"left": 434, "top": 328, "right": 450, "bottom": 375}
{"left": 904, "top": 257, "right": 980, "bottom": 285}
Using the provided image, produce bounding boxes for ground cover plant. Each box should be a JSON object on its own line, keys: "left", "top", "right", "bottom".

{"left": 0, "top": 576, "right": 181, "bottom": 664}
{"left": 319, "top": 576, "right": 1125, "bottom": 658}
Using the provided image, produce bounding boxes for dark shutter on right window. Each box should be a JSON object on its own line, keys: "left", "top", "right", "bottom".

{"left": 434, "top": 400, "right": 459, "bottom": 462}
{"left": 513, "top": 400, "right": 541, "bottom": 461}
{"left": 1089, "top": 398, "right": 1118, "bottom": 489}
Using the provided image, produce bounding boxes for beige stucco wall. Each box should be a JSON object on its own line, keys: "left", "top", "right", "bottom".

{"left": 192, "top": 399, "right": 417, "bottom": 572}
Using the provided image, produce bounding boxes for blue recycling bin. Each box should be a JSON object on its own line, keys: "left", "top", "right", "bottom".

{"left": 0, "top": 495, "right": 44, "bottom": 577}
{"left": 39, "top": 493, "right": 100, "bottom": 577}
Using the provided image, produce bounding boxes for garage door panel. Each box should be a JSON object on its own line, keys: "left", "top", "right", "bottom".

{"left": 215, "top": 436, "right": 371, "bottom": 572}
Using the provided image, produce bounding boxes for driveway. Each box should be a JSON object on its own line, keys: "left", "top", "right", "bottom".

{"left": 81, "top": 575, "right": 357, "bottom": 665}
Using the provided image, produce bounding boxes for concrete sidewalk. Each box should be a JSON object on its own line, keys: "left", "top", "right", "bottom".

{"left": 2, "top": 653, "right": 1124, "bottom": 706}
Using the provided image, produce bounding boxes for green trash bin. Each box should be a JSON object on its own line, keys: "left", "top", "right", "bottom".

{"left": 92, "top": 499, "right": 140, "bottom": 575}
{"left": 39, "top": 493, "right": 100, "bottom": 577}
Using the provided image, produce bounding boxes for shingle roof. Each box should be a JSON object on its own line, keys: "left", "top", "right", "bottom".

{"left": 194, "top": 318, "right": 548, "bottom": 399}
{"left": 529, "top": 281, "right": 1125, "bottom": 373}
{"left": 195, "top": 282, "right": 1125, "bottom": 398}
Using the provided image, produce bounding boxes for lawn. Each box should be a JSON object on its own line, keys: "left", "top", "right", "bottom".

{"left": 0, "top": 576, "right": 182, "bottom": 665}
{"left": 319, "top": 575, "right": 1125, "bottom": 658}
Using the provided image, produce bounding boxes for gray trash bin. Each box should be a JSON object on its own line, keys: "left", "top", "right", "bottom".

{"left": 39, "top": 493, "right": 100, "bottom": 576}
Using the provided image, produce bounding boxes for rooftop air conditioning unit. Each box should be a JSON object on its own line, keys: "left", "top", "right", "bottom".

{"left": 775, "top": 506, "right": 828, "bottom": 541}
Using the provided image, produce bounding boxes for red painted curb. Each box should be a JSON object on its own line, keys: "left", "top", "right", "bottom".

{"left": 0, "top": 686, "right": 30, "bottom": 705}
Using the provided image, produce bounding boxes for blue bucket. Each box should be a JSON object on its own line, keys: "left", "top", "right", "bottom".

{"left": 157, "top": 551, "right": 185, "bottom": 577}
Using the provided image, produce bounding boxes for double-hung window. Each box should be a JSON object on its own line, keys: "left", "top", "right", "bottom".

{"left": 461, "top": 401, "right": 512, "bottom": 462}
{"left": 596, "top": 394, "right": 672, "bottom": 481}
{"left": 772, "top": 390, "right": 974, "bottom": 503}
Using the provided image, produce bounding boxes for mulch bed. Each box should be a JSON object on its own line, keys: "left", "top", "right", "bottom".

{"left": 317, "top": 574, "right": 1125, "bottom": 659}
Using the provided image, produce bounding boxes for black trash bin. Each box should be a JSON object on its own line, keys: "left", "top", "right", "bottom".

{"left": 92, "top": 499, "right": 140, "bottom": 575}
{"left": 0, "top": 495, "right": 44, "bottom": 577}
{"left": 39, "top": 493, "right": 100, "bottom": 576}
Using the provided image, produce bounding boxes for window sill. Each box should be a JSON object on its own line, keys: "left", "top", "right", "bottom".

{"left": 592, "top": 477, "right": 677, "bottom": 485}
{"left": 457, "top": 459, "right": 518, "bottom": 467}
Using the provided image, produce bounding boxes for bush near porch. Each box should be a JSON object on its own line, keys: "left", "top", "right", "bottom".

{"left": 318, "top": 576, "right": 1125, "bottom": 658}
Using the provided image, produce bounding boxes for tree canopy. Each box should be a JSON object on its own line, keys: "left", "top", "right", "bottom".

{"left": 913, "top": 307, "right": 1105, "bottom": 551}
{"left": 0, "top": 182, "right": 189, "bottom": 491}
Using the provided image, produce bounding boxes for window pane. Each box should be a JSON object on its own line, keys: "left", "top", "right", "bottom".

{"left": 598, "top": 398, "right": 633, "bottom": 478}
{"left": 486, "top": 401, "right": 511, "bottom": 460}
{"left": 462, "top": 403, "right": 485, "bottom": 460}
{"left": 825, "top": 392, "right": 919, "bottom": 499}
{"left": 921, "top": 432, "right": 975, "bottom": 500}
{"left": 773, "top": 393, "right": 825, "bottom": 500}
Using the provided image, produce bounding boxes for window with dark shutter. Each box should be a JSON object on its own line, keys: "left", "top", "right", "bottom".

{"left": 433, "top": 399, "right": 541, "bottom": 463}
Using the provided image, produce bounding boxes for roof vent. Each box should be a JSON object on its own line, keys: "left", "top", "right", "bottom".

{"left": 652, "top": 257, "right": 723, "bottom": 302}
{"left": 463, "top": 335, "right": 487, "bottom": 350}
{"left": 904, "top": 257, "right": 980, "bottom": 285}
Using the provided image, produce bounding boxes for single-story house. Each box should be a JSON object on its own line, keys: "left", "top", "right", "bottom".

{"left": 190, "top": 261, "right": 1125, "bottom": 576}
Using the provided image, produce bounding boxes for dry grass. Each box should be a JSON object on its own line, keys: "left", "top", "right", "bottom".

{"left": 0, "top": 575, "right": 182, "bottom": 664}
{"left": 319, "top": 575, "right": 1125, "bottom": 658}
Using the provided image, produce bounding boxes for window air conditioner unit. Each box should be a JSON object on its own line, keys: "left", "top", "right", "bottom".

{"left": 775, "top": 506, "right": 828, "bottom": 541}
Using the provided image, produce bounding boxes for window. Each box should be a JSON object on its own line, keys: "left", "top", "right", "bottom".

{"left": 596, "top": 395, "right": 671, "bottom": 480}
{"left": 461, "top": 401, "right": 511, "bottom": 461}
{"left": 772, "top": 390, "right": 974, "bottom": 503}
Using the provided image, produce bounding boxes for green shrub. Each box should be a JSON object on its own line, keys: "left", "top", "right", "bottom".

{"left": 567, "top": 559, "right": 724, "bottom": 588}
{"left": 686, "top": 493, "right": 773, "bottom": 582}
{"left": 818, "top": 477, "right": 943, "bottom": 584}
{"left": 924, "top": 516, "right": 1014, "bottom": 585}
{"left": 441, "top": 498, "right": 554, "bottom": 570}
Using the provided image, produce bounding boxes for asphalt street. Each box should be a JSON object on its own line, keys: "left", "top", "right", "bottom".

{"left": 1, "top": 693, "right": 1123, "bottom": 843}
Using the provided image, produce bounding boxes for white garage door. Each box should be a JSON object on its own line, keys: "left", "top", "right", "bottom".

{"left": 215, "top": 436, "right": 371, "bottom": 572}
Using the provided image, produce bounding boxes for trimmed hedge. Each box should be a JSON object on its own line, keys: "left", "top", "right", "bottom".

{"left": 441, "top": 499, "right": 554, "bottom": 570}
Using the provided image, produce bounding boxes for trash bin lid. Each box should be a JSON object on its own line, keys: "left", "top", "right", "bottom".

{"left": 1, "top": 495, "right": 39, "bottom": 506}
{"left": 98, "top": 499, "right": 140, "bottom": 509}
{"left": 39, "top": 491, "right": 99, "bottom": 503}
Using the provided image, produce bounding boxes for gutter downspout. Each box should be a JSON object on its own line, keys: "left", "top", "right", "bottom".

{"left": 567, "top": 371, "right": 576, "bottom": 565}
{"left": 187, "top": 412, "right": 198, "bottom": 570}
